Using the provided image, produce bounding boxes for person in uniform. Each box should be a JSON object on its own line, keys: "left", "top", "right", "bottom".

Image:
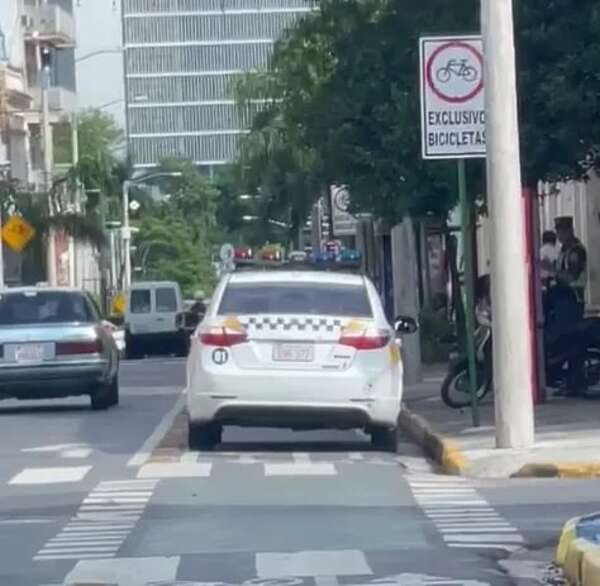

{"left": 551, "top": 216, "right": 588, "bottom": 396}
{"left": 554, "top": 216, "right": 587, "bottom": 317}
{"left": 540, "top": 230, "right": 559, "bottom": 287}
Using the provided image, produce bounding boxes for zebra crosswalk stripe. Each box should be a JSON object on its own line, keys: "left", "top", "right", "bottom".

{"left": 34, "top": 479, "right": 157, "bottom": 561}
{"left": 408, "top": 474, "right": 524, "bottom": 552}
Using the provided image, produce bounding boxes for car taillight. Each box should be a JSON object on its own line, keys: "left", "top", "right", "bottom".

{"left": 199, "top": 327, "right": 247, "bottom": 347}
{"left": 338, "top": 331, "right": 391, "bottom": 350}
{"left": 56, "top": 339, "right": 103, "bottom": 355}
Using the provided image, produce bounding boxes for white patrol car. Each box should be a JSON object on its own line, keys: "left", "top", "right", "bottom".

{"left": 186, "top": 269, "right": 417, "bottom": 451}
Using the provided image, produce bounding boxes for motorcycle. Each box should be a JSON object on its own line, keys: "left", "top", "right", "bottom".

{"left": 441, "top": 306, "right": 600, "bottom": 409}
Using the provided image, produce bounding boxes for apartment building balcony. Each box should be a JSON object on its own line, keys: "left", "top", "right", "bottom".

{"left": 0, "top": 64, "right": 32, "bottom": 111}
{"left": 29, "top": 85, "right": 77, "bottom": 121}
{"left": 22, "top": 1, "right": 76, "bottom": 48}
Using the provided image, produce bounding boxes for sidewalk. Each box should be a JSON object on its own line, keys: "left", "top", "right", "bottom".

{"left": 401, "top": 365, "right": 600, "bottom": 478}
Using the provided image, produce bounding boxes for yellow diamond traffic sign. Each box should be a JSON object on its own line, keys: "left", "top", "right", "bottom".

{"left": 2, "top": 215, "right": 36, "bottom": 252}
{"left": 111, "top": 293, "right": 126, "bottom": 315}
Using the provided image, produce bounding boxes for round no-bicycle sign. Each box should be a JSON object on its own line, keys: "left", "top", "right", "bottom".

{"left": 419, "top": 35, "right": 486, "bottom": 160}
{"left": 425, "top": 40, "right": 483, "bottom": 104}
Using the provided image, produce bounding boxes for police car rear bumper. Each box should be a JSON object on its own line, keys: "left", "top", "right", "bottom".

{"left": 187, "top": 368, "right": 401, "bottom": 429}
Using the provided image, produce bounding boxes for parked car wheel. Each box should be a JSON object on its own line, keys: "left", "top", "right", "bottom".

{"left": 125, "top": 334, "right": 142, "bottom": 360}
{"left": 188, "top": 422, "right": 222, "bottom": 450}
{"left": 91, "top": 377, "right": 119, "bottom": 410}
{"left": 176, "top": 334, "right": 190, "bottom": 358}
{"left": 370, "top": 425, "right": 398, "bottom": 453}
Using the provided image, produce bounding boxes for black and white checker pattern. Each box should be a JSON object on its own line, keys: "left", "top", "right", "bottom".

{"left": 241, "top": 316, "right": 344, "bottom": 332}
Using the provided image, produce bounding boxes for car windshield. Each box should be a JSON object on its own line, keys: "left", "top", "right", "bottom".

{"left": 218, "top": 282, "right": 372, "bottom": 317}
{"left": 0, "top": 291, "right": 96, "bottom": 325}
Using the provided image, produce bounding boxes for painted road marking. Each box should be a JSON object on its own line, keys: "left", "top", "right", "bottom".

{"left": 63, "top": 555, "right": 180, "bottom": 585}
{"left": 34, "top": 479, "right": 157, "bottom": 560}
{"left": 142, "top": 449, "right": 405, "bottom": 477}
{"left": 127, "top": 391, "right": 185, "bottom": 467}
{"left": 48, "top": 553, "right": 491, "bottom": 585}
{"left": 9, "top": 466, "right": 91, "bottom": 485}
{"left": 137, "top": 462, "right": 212, "bottom": 479}
{"left": 264, "top": 462, "right": 337, "bottom": 476}
{"left": 408, "top": 474, "right": 524, "bottom": 552}
{"left": 256, "top": 550, "right": 372, "bottom": 578}
{"left": 22, "top": 443, "right": 93, "bottom": 459}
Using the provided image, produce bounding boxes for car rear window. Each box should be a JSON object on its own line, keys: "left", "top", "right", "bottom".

{"left": 130, "top": 289, "right": 151, "bottom": 314}
{"left": 0, "top": 291, "right": 95, "bottom": 325}
{"left": 218, "top": 282, "right": 373, "bottom": 317}
{"left": 156, "top": 287, "right": 177, "bottom": 313}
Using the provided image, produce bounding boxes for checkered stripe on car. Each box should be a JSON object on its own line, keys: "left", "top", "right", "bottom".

{"left": 240, "top": 316, "right": 344, "bottom": 332}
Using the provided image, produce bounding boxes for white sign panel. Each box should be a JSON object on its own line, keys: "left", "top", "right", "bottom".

{"left": 420, "top": 35, "right": 486, "bottom": 159}
{"left": 331, "top": 185, "right": 356, "bottom": 237}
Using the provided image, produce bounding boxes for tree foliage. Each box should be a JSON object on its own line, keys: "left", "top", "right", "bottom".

{"left": 517, "top": 0, "right": 600, "bottom": 185}
{"left": 133, "top": 160, "right": 218, "bottom": 296}
{"left": 237, "top": 0, "right": 600, "bottom": 225}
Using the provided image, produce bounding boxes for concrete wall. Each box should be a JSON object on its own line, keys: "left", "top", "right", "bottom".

{"left": 391, "top": 218, "right": 422, "bottom": 385}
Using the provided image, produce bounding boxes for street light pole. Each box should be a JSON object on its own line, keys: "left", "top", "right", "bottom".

{"left": 122, "top": 179, "right": 132, "bottom": 290}
{"left": 482, "top": 0, "right": 535, "bottom": 448}
{"left": 121, "top": 172, "right": 182, "bottom": 290}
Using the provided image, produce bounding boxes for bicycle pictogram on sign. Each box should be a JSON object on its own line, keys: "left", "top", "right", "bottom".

{"left": 426, "top": 41, "right": 483, "bottom": 104}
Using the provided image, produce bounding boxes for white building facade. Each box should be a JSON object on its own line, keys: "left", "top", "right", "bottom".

{"left": 121, "top": 0, "right": 312, "bottom": 172}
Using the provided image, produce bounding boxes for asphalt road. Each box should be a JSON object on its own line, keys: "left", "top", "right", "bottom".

{"left": 0, "top": 357, "right": 598, "bottom": 586}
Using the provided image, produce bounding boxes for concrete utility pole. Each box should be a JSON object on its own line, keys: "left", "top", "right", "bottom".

{"left": 481, "top": 0, "right": 535, "bottom": 448}
{"left": 40, "top": 45, "right": 57, "bottom": 286}
{"left": 69, "top": 113, "right": 79, "bottom": 287}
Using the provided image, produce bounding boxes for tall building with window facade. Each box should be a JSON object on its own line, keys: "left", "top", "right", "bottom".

{"left": 122, "top": 0, "right": 312, "bottom": 171}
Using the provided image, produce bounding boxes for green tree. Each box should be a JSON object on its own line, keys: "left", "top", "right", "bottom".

{"left": 238, "top": 0, "right": 600, "bottom": 222}
{"left": 516, "top": 0, "right": 600, "bottom": 185}
{"left": 54, "top": 109, "right": 124, "bottom": 167}
{"left": 132, "top": 160, "right": 218, "bottom": 296}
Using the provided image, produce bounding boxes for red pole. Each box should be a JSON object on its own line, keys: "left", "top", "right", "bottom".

{"left": 523, "top": 187, "right": 545, "bottom": 404}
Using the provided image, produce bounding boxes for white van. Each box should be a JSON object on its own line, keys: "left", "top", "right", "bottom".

{"left": 124, "top": 281, "right": 187, "bottom": 358}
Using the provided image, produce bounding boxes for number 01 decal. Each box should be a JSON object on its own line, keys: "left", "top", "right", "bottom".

{"left": 212, "top": 348, "right": 229, "bottom": 365}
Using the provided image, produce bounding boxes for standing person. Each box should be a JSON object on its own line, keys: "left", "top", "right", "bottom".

{"left": 552, "top": 217, "right": 587, "bottom": 396}
{"left": 540, "top": 230, "right": 559, "bottom": 285}
{"left": 555, "top": 217, "right": 587, "bottom": 318}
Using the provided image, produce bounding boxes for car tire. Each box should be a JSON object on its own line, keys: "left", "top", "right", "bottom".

{"left": 370, "top": 426, "right": 398, "bottom": 453}
{"left": 125, "top": 335, "right": 140, "bottom": 360}
{"left": 91, "top": 377, "right": 119, "bottom": 410}
{"left": 176, "top": 334, "right": 190, "bottom": 358}
{"left": 188, "top": 422, "right": 222, "bottom": 450}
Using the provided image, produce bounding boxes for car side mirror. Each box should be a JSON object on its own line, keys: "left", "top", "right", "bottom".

{"left": 394, "top": 316, "right": 418, "bottom": 335}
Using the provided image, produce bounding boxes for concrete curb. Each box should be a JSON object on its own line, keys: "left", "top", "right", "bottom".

{"left": 513, "top": 463, "right": 600, "bottom": 479}
{"left": 556, "top": 515, "right": 600, "bottom": 586}
{"left": 398, "top": 406, "right": 469, "bottom": 475}
{"left": 399, "top": 405, "right": 600, "bottom": 479}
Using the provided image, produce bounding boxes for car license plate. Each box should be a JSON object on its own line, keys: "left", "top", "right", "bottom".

{"left": 14, "top": 344, "right": 45, "bottom": 363}
{"left": 273, "top": 343, "right": 314, "bottom": 362}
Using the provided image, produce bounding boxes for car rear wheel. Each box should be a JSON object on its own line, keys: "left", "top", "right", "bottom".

{"left": 370, "top": 426, "right": 398, "bottom": 453}
{"left": 175, "top": 334, "right": 190, "bottom": 358}
{"left": 188, "top": 422, "right": 222, "bottom": 450}
{"left": 91, "top": 377, "right": 119, "bottom": 410}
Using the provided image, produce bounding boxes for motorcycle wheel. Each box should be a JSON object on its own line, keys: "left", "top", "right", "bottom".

{"left": 581, "top": 347, "right": 600, "bottom": 399}
{"left": 441, "top": 359, "right": 491, "bottom": 409}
